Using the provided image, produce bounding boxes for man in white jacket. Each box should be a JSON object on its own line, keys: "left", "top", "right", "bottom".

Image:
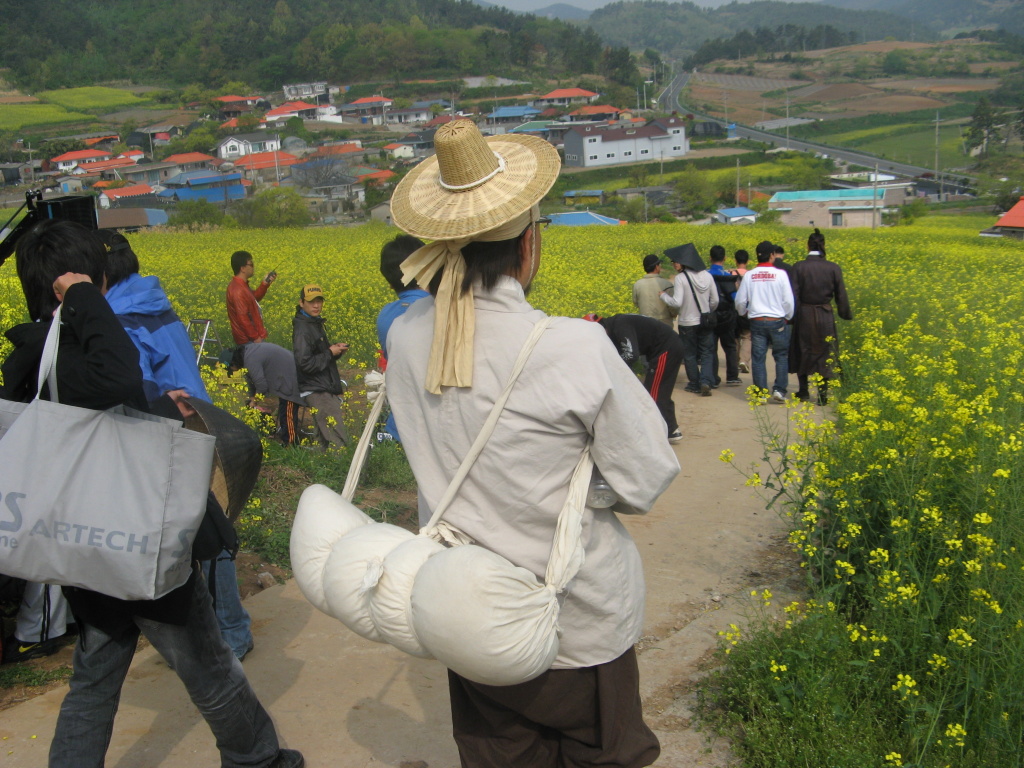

{"left": 659, "top": 243, "right": 718, "bottom": 396}
{"left": 734, "top": 240, "right": 795, "bottom": 403}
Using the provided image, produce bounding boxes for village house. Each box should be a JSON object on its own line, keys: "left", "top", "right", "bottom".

{"left": 484, "top": 106, "right": 541, "bottom": 133}
{"left": 156, "top": 170, "right": 246, "bottom": 204}
{"left": 768, "top": 189, "right": 891, "bottom": 228}
{"left": 233, "top": 151, "right": 300, "bottom": 183}
{"left": 985, "top": 196, "right": 1024, "bottom": 239}
{"left": 164, "top": 152, "right": 219, "bottom": 173}
{"left": 713, "top": 206, "right": 759, "bottom": 225}
{"left": 282, "top": 82, "right": 339, "bottom": 105}
{"left": 386, "top": 106, "right": 433, "bottom": 125}
{"left": 562, "top": 118, "right": 689, "bottom": 169}
{"left": 116, "top": 161, "right": 181, "bottom": 186}
{"left": 567, "top": 105, "right": 625, "bottom": 122}
{"left": 49, "top": 149, "right": 113, "bottom": 173}
{"left": 265, "top": 101, "right": 322, "bottom": 122}
{"left": 383, "top": 143, "right": 415, "bottom": 160}
{"left": 98, "top": 184, "right": 157, "bottom": 209}
{"left": 217, "top": 133, "right": 282, "bottom": 160}
{"left": 532, "top": 88, "right": 599, "bottom": 109}
{"left": 338, "top": 95, "right": 394, "bottom": 124}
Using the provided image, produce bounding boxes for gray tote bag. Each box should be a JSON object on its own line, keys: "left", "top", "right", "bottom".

{"left": 0, "top": 306, "right": 216, "bottom": 600}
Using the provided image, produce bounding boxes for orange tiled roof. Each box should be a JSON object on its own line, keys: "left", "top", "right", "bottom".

{"left": 103, "top": 184, "right": 154, "bottom": 198}
{"left": 349, "top": 96, "right": 392, "bottom": 105}
{"left": 358, "top": 169, "right": 396, "bottom": 183}
{"left": 74, "top": 157, "right": 138, "bottom": 173}
{"left": 314, "top": 143, "right": 362, "bottom": 157}
{"left": 266, "top": 101, "right": 319, "bottom": 117}
{"left": 539, "top": 88, "right": 597, "bottom": 100}
{"left": 996, "top": 196, "right": 1024, "bottom": 229}
{"left": 234, "top": 151, "right": 300, "bottom": 170}
{"left": 569, "top": 104, "right": 622, "bottom": 116}
{"left": 51, "top": 149, "right": 111, "bottom": 163}
{"left": 165, "top": 152, "right": 216, "bottom": 164}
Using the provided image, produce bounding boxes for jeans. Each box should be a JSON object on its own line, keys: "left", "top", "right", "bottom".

{"left": 49, "top": 569, "right": 280, "bottom": 768}
{"left": 201, "top": 552, "right": 254, "bottom": 659}
{"left": 677, "top": 324, "right": 716, "bottom": 388}
{"left": 750, "top": 318, "right": 791, "bottom": 395}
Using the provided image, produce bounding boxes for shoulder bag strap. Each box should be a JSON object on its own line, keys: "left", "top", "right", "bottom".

{"left": 683, "top": 271, "right": 705, "bottom": 313}
{"left": 37, "top": 305, "right": 63, "bottom": 403}
{"left": 422, "top": 317, "right": 552, "bottom": 534}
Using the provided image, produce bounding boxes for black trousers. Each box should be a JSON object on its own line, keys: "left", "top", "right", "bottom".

{"left": 711, "top": 314, "right": 739, "bottom": 383}
{"left": 644, "top": 348, "right": 680, "bottom": 433}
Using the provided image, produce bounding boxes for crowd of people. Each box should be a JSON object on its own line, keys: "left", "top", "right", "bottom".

{"left": 590, "top": 229, "right": 853, "bottom": 444}
{"left": 0, "top": 117, "right": 853, "bottom": 768}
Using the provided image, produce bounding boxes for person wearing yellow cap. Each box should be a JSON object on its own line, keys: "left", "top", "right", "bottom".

{"left": 292, "top": 284, "right": 349, "bottom": 448}
{"left": 385, "top": 119, "right": 679, "bottom": 768}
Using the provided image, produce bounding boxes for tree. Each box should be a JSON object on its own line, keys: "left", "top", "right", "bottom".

{"left": 231, "top": 187, "right": 311, "bottom": 228}
{"left": 966, "top": 96, "right": 1002, "bottom": 156}
{"left": 674, "top": 166, "right": 717, "bottom": 217}
{"left": 167, "top": 199, "right": 228, "bottom": 229}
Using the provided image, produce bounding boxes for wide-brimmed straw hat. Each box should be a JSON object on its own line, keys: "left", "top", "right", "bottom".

{"left": 390, "top": 120, "right": 561, "bottom": 240}
{"left": 185, "top": 399, "right": 263, "bottom": 523}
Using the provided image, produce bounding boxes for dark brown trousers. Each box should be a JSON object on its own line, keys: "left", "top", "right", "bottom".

{"left": 448, "top": 647, "right": 660, "bottom": 768}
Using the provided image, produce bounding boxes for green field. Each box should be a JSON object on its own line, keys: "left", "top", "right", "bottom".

{"left": 37, "top": 86, "right": 148, "bottom": 112}
{"left": 0, "top": 103, "right": 95, "bottom": 131}
{"left": 814, "top": 124, "right": 968, "bottom": 169}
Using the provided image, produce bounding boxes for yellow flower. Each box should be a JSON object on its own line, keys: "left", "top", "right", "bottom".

{"left": 944, "top": 722, "right": 966, "bottom": 747}
{"left": 719, "top": 449, "right": 735, "bottom": 463}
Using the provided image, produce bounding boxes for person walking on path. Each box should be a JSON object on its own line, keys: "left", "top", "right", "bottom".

{"left": 632, "top": 254, "right": 676, "bottom": 328}
{"left": 707, "top": 245, "right": 741, "bottom": 388}
{"left": 731, "top": 249, "right": 752, "bottom": 374}
{"left": 292, "top": 284, "right": 350, "bottom": 448}
{"left": 734, "top": 240, "right": 795, "bottom": 403}
{"left": 98, "top": 229, "right": 254, "bottom": 662}
{"left": 791, "top": 229, "right": 852, "bottom": 405}
{"left": 585, "top": 312, "right": 685, "bottom": 444}
{"left": 387, "top": 119, "right": 678, "bottom": 768}
{"left": 659, "top": 243, "right": 718, "bottom": 396}
{"left": 2, "top": 220, "right": 302, "bottom": 768}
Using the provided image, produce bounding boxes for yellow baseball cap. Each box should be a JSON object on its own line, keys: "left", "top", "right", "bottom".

{"left": 301, "top": 284, "right": 325, "bottom": 302}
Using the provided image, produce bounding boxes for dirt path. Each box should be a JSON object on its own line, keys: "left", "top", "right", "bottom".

{"left": 0, "top": 365, "right": 804, "bottom": 768}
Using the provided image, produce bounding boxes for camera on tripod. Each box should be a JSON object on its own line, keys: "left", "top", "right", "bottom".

{"left": 0, "top": 191, "right": 97, "bottom": 269}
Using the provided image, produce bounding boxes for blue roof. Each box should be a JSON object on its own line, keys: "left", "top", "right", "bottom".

{"left": 718, "top": 207, "right": 757, "bottom": 217}
{"left": 157, "top": 186, "right": 245, "bottom": 202}
{"left": 488, "top": 106, "right": 540, "bottom": 119}
{"left": 564, "top": 190, "right": 604, "bottom": 197}
{"left": 547, "top": 211, "right": 623, "bottom": 227}
{"left": 770, "top": 189, "right": 884, "bottom": 203}
{"left": 164, "top": 171, "right": 242, "bottom": 187}
{"left": 144, "top": 209, "right": 169, "bottom": 226}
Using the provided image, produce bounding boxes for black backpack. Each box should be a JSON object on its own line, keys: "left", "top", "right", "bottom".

{"left": 712, "top": 273, "right": 739, "bottom": 323}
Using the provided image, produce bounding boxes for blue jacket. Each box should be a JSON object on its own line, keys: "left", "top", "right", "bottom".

{"left": 105, "top": 273, "right": 210, "bottom": 403}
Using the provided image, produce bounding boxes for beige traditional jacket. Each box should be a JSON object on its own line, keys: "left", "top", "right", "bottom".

{"left": 632, "top": 273, "right": 676, "bottom": 327}
{"left": 387, "top": 276, "right": 679, "bottom": 668}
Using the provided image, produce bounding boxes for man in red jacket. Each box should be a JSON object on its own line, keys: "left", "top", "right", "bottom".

{"left": 226, "top": 250, "right": 276, "bottom": 345}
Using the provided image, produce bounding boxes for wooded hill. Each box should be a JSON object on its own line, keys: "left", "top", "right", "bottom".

{"left": 585, "top": 0, "right": 921, "bottom": 59}
{"left": 821, "top": 0, "right": 1024, "bottom": 38}
{"left": 0, "top": 0, "right": 624, "bottom": 91}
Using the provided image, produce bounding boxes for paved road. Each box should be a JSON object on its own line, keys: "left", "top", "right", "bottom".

{"left": 658, "top": 72, "right": 974, "bottom": 192}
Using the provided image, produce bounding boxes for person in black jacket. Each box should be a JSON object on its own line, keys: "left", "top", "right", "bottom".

{"left": 585, "top": 313, "right": 684, "bottom": 444}
{"left": 1, "top": 220, "right": 302, "bottom": 768}
{"left": 292, "top": 284, "right": 349, "bottom": 448}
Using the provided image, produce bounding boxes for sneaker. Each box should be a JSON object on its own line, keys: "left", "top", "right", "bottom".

{"left": 738, "top": 362, "right": 749, "bottom": 374}
{"left": 771, "top": 390, "right": 787, "bottom": 404}
{"left": 726, "top": 379, "right": 742, "bottom": 386}
{"left": 795, "top": 391, "right": 810, "bottom": 402}
{"left": 268, "top": 749, "right": 305, "bottom": 768}
{"left": 684, "top": 385, "right": 700, "bottom": 394}
{"left": 700, "top": 384, "right": 712, "bottom": 397}
{"left": 2, "top": 633, "right": 74, "bottom": 664}
{"left": 668, "top": 430, "right": 683, "bottom": 444}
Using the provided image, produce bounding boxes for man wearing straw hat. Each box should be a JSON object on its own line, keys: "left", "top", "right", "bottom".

{"left": 386, "top": 120, "right": 679, "bottom": 768}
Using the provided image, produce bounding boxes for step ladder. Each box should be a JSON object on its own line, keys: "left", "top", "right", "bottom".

{"left": 187, "top": 319, "right": 224, "bottom": 366}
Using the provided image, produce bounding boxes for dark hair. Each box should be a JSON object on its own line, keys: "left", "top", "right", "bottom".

{"left": 734, "top": 249, "right": 749, "bottom": 265}
{"left": 457, "top": 236, "right": 523, "bottom": 295}
{"left": 709, "top": 244, "right": 726, "bottom": 262}
{"left": 95, "top": 229, "right": 140, "bottom": 288}
{"left": 380, "top": 235, "right": 425, "bottom": 293}
{"left": 756, "top": 251, "right": 772, "bottom": 264}
{"left": 15, "top": 220, "right": 107, "bottom": 321}
{"left": 808, "top": 228, "right": 826, "bottom": 256}
{"left": 231, "top": 250, "right": 253, "bottom": 275}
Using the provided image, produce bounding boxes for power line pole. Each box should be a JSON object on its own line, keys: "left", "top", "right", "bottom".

{"left": 934, "top": 110, "right": 941, "bottom": 203}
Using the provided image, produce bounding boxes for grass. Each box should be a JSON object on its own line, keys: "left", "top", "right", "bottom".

{"left": 37, "top": 86, "right": 148, "bottom": 112}
{"left": 0, "top": 664, "right": 73, "bottom": 688}
{"left": 0, "top": 104, "right": 94, "bottom": 131}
